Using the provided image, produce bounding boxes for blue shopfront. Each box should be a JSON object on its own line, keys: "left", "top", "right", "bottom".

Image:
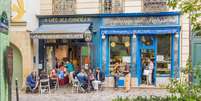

{"left": 100, "top": 12, "right": 181, "bottom": 86}
{"left": 34, "top": 12, "right": 181, "bottom": 87}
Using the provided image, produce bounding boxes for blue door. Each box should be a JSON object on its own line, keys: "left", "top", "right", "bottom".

{"left": 136, "top": 35, "right": 157, "bottom": 86}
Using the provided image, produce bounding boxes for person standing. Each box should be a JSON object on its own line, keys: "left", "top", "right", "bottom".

{"left": 66, "top": 60, "right": 75, "bottom": 84}
{"left": 113, "top": 60, "right": 120, "bottom": 89}
{"left": 148, "top": 58, "right": 154, "bottom": 85}
{"left": 124, "top": 63, "right": 130, "bottom": 92}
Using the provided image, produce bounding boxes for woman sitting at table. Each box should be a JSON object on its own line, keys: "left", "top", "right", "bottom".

{"left": 58, "top": 62, "right": 68, "bottom": 85}
{"left": 87, "top": 69, "right": 95, "bottom": 90}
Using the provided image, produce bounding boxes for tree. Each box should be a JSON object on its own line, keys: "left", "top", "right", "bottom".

{"left": 168, "top": 0, "right": 201, "bottom": 35}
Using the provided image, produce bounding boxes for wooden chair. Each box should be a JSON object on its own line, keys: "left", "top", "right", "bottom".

{"left": 39, "top": 78, "right": 51, "bottom": 94}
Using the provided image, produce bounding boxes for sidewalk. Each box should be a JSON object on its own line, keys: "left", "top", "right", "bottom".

{"left": 12, "top": 87, "right": 170, "bottom": 101}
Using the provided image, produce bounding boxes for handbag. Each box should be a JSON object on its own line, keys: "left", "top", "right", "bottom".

{"left": 143, "top": 69, "right": 149, "bottom": 76}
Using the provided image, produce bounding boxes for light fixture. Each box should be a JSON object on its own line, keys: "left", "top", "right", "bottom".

{"left": 133, "top": 32, "right": 136, "bottom": 39}
{"left": 102, "top": 33, "right": 106, "bottom": 39}
{"left": 175, "top": 33, "right": 179, "bottom": 38}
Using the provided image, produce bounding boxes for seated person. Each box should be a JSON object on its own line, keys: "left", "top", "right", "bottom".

{"left": 50, "top": 67, "right": 58, "bottom": 88}
{"left": 93, "top": 68, "right": 105, "bottom": 90}
{"left": 95, "top": 68, "right": 105, "bottom": 82}
{"left": 50, "top": 67, "right": 58, "bottom": 78}
{"left": 87, "top": 69, "right": 95, "bottom": 90}
{"left": 26, "top": 71, "right": 39, "bottom": 92}
{"left": 77, "top": 69, "right": 88, "bottom": 91}
{"left": 58, "top": 62, "right": 68, "bottom": 85}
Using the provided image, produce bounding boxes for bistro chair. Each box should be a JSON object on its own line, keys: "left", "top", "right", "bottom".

{"left": 50, "top": 77, "right": 59, "bottom": 90}
{"left": 39, "top": 71, "right": 51, "bottom": 94}
{"left": 71, "top": 77, "right": 80, "bottom": 93}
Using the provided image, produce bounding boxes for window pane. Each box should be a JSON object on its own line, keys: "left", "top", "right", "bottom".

{"left": 102, "top": 0, "right": 124, "bottom": 13}
{"left": 109, "top": 35, "right": 131, "bottom": 75}
{"left": 53, "top": 0, "right": 75, "bottom": 15}
{"left": 156, "top": 35, "right": 171, "bottom": 76}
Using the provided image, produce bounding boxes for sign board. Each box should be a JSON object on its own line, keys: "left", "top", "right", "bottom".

{"left": 157, "top": 55, "right": 164, "bottom": 61}
{"left": 40, "top": 17, "right": 93, "bottom": 24}
{"left": 31, "top": 34, "right": 84, "bottom": 39}
{"left": 143, "top": 0, "right": 168, "bottom": 12}
{"left": 103, "top": 16, "right": 179, "bottom": 26}
{"left": 38, "top": 64, "right": 43, "bottom": 69}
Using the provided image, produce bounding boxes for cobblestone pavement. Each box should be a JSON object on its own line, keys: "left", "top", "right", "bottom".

{"left": 12, "top": 87, "right": 171, "bottom": 101}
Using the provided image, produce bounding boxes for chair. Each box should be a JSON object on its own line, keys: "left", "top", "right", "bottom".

{"left": 39, "top": 78, "right": 51, "bottom": 94}
{"left": 39, "top": 71, "right": 51, "bottom": 94}
{"left": 99, "top": 81, "right": 105, "bottom": 91}
{"left": 71, "top": 77, "right": 80, "bottom": 93}
{"left": 50, "top": 78, "right": 59, "bottom": 90}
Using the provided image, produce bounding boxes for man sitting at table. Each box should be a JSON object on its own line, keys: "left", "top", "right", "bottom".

{"left": 95, "top": 68, "right": 105, "bottom": 82}
{"left": 93, "top": 68, "right": 105, "bottom": 90}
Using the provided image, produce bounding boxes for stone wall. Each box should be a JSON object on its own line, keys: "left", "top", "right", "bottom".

{"left": 9, "top": 22, "right": 34, "bottom": 88}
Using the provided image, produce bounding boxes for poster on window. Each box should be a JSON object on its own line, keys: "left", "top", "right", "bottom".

{"left": 143, "top": 0, "right": 168, "bottom": 12}
{"left": 122, "top": 56, "right": 131, "bottom": 63}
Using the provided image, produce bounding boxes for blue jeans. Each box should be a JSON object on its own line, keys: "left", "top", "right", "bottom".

{"left": 114, "top": 75, "right": 119, "bottom": 88}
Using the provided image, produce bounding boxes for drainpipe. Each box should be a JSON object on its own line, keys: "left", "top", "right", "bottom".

{"left": 189, "top": 12, "right": 193, "bottom": 83}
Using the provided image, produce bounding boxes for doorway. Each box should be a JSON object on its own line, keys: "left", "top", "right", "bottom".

{"left": 137, "top": 35, "right": 157, "bottom": 86}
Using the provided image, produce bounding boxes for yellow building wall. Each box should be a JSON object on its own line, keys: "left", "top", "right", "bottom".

{"left": 9, "top": 22, "right": 34, "bottom": 88}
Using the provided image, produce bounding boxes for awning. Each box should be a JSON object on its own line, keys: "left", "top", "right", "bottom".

{"left": 31, "top": 23, "right": 91, "bottom": 39}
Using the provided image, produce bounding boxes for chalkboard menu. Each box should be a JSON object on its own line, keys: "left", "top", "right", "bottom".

{"left": 143, "top": 0, "right": 168, "bottom": 12}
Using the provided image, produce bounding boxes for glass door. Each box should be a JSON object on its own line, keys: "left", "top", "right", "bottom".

{"left": 137, "top": 35, "right": 157, "bottom": 86}
{"left": 140, "top": 49, "right": 155, "bottom": 85}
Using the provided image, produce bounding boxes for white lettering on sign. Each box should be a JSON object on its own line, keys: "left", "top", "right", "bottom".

{"left": 31, "top": 34, "right": 83, "bottom": 39}
{"left": 103, "top": 16, "right": 178, "bottom": 26}
{"left": 143, "top": 0, "right": 168, "bottom": 12}
{"left": 40, "top": 17, "right": 92, "bottom": 24}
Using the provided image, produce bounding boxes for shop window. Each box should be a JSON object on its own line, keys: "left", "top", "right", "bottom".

{"left": 156, "top": 35, "right": 171, "bottom": 76}
{"left": 109, "top": 35, "right": 131, "bottom": 75}
{"left": 101, "top": 0, "right": 124, "bottom": 13}
{"left": 52, "top": 0, "right": 75, "bottom": 15}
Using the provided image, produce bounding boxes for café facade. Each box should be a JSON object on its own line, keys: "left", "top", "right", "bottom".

{"left": 31, "top": 11, "right": 181, "bottom": 87}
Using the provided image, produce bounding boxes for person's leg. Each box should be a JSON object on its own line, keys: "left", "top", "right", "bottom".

{"left": 146, "top": 75, "right": 149, "bottom": 85}
{"left": 114, "top": 76, "right": 117, "bottom": 88}
{"left": 125, "top": 73, "right": 130, "bottom": 92}
{"left": 69, "top": 71, "right": 74, "bottom": 84}
{"left": 115, "top": 75, "right": 119, "bottom": 88}
{"left": 149, "top": 73, "right": 152, "bottom": 85}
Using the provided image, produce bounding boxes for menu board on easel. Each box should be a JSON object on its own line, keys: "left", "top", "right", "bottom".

{"left": 143, "top": 0, "right": 168, "bottom": 12}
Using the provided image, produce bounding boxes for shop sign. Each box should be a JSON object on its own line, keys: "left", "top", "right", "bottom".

{"left": 31, "top": 34, "right": 84, "bottom": 39}
{"left": 143, "top": 0, "right": 168, "bottom": 12}
{"left": 103, "top": 16, "right": 179, "bottom": 26}
{"left": 40, "top": 17, "right": 93, "bottom": 24}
